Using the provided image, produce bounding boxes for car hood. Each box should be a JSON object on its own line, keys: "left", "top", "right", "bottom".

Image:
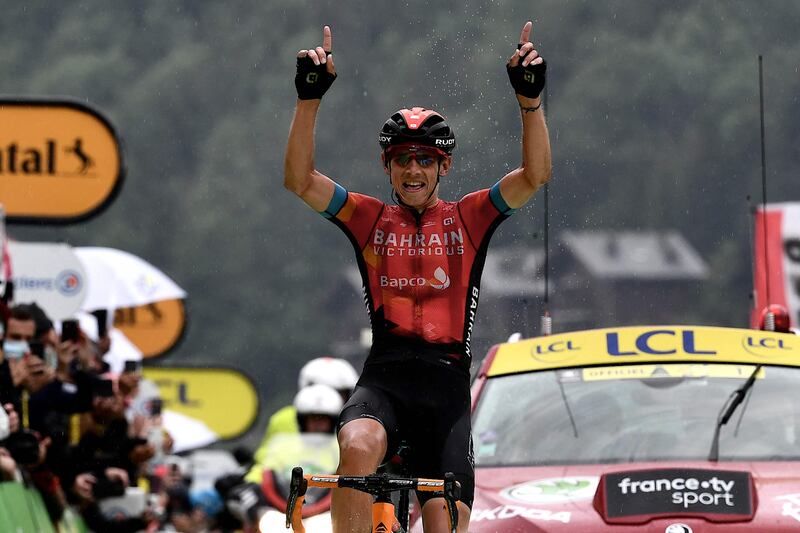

{"left": 466, "top": 462, "right": 800, "bottom": 532}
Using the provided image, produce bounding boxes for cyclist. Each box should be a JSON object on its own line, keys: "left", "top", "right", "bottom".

{"left": 284, "top": 22, "right": 550, "bottom": 533}
{"left": 246, "top": 357, "right": 356, "bottom": 483}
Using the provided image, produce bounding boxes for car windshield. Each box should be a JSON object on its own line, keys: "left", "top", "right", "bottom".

{"left": 472, "top": 363, "right": 800, "bottom": 466}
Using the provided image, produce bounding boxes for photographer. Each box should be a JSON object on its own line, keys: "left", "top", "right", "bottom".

{"left": 28, "top": 316, "right": 97, "bottom": 450}
{"left": 72, "top": 466, "right": 151, "bottom": 532}
{"left": 1, "top": 306, "right": 56, "bottom": 407}
{"left": 66, "top": 378, "right": 154, "bottom": 484}
{"left": 0, "top": 306, "right": 68, "bottom": 522}
{"left": 55, "top": 377, "right": 156, "bottom": 529}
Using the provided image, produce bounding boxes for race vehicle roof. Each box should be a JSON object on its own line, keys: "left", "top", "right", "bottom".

{"left": 487, "top": 325, "right": 799, "bottom": 377}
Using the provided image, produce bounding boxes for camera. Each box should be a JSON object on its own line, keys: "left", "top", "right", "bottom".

{"left": 92, "top": 379, "right": 115, "bottom": 398}
{"left": 3, "top": 429, "right": 41, "bottom": 466}
{"left": 123, "top": 360, "right": 142, "bottom": 374}
{"left": 92, "top": 474, "right": 126, "bottom": 499}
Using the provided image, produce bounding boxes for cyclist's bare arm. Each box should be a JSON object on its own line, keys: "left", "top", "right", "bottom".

{"left": 498, "top": 21, "right": 552, "bottom": 209}
{"left": 285, "top": 100, "right": 337, "bottom": 211}
{"left": 284, "top": 25, "right": 338, "bottom": 211}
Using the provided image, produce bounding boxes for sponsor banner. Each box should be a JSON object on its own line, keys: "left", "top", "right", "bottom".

{"left": 8, "top": 241, "right": 86, "bottom": 320}
{"left": 581, "top": 364, "right": 765, "bottom": 382}
{"left": 470, "top": 505, "right": 571, "bottom": 524}
{"left": 776, "top": 493, "right": 800, "bottom": 523}
{"left": 113, "top": 299, "right": 186, "bottom": 358}
{"left": 0, "top": 99, "right": 124, "bottom": 223}
{"left": 488, "top": 325, "right": 800, "bottom": 377}
{"left": 501, "top": 476, "right": 599, "bottom": 504}
{"left": 143, "top": 367, "right": 258, "bottom": 440}
{"left": 594, "top": 468, "right": 755, "bottom": 524}
{"left": 0, "top": 205, "right": 6, "bottom": 296}
{"left": 752, "top": 203, "right": 800, "bottom": 329}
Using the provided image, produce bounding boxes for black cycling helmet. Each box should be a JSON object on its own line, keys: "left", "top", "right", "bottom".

{"left": 379, "top": 107, "right": 456, "bottom": 156}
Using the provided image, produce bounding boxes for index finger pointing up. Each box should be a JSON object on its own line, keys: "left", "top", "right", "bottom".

{"left": 323, "top": 25, "right": 333, "bottom": 53}
{"left": 518, "top": 21, "right": 532, "bottom": 44}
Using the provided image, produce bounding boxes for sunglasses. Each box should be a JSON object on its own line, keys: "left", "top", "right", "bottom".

{"left": 388, "top": 148, "right": 442, "bottom": 168}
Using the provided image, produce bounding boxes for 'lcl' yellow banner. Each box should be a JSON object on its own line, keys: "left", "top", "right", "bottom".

{"left": 488, "top": 325, "right": 800, "bottom": 377}
{"left": 143, "top": 366, "right": 259, "bottom": 440}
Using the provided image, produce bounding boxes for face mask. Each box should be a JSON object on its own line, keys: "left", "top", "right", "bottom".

{"left": 3, "top": 339, "right": 29, "bottom": 360}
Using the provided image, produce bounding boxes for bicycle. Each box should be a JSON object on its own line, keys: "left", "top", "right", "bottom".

{"left": 285, "top": 466, "right": 460, "bottom": 533}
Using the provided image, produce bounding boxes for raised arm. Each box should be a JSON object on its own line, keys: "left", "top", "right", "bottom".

{"left": 284, "top": 25, "right": 338, "bottom": 212}
{"left": 497, "top": 21, "right": 552, "bottom": 209}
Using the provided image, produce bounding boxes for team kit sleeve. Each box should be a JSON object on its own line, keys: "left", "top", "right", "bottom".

{"left": 319, "top": 182, "right": 385, "bottom": 249}
{"left": 459, "top": 182, "right": 515, "bottom": 248}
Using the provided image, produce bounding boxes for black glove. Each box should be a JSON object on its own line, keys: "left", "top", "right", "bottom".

{"left": 295, "top": 54, "right": 337, "bottom": 100}
{"left": 506, "top": 44, "right": 546, "bottom": 99}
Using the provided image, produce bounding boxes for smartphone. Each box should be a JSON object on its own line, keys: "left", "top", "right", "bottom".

{"left": 61, "top": 319, "right": 80, "bottom": 343}
{"left": 28, "top": 340, "right": 45, "bottom": 358}
{"left": 123, "top": 360, "right": 141, "bottom": 374}
{"left": 91, "top": 309, "right": 109, "bottom": 338}
{"left": 92, "top": 378, "right": 115, "bottom": 398}
{"left": 149, "top": 398, "right": 163, "bottom": 416}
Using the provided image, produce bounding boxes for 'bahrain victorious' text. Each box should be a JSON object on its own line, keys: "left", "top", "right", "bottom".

{"left": 321, "top": 182, "right": 513, "bottom": 365}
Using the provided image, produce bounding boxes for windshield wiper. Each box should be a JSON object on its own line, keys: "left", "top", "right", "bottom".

{"left": 556, "top": 375, "right": 579, "bottom": 438}
{"left": 708, "top": 364, "right": 761, "bottom": 462}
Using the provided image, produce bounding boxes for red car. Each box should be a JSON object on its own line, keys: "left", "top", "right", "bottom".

{"left": 455, "top": 325, "right": 800, "bottom": 532}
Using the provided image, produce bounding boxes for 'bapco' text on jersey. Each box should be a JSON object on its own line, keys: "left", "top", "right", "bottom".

{"left": 372, "top": 228, "right": 465, "bottom": 257}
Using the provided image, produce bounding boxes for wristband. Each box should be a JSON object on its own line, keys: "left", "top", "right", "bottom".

{"left": 520, "top": 102, "right": 542, "bottom": 113}
{"left": 295, "top": 54, "right": 337, "bottom": 100}
{"left": 506, "top": 44, "right": 546, "bottom": 99}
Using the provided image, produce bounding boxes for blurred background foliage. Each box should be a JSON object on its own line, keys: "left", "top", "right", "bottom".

{"left": 3, "top": 0, "right": 799, "bottom": 446}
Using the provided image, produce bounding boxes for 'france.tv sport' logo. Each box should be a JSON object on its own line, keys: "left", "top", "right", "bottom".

{"left": 56, "top": 270, "right": 82, "bottom": 296}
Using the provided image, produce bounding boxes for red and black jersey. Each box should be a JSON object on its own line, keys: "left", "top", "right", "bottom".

{"left": 321, "top": 181, "right": 514, "bottom": 367}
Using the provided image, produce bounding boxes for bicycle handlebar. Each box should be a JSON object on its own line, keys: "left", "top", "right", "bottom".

{"left": 286, "top": 467, "right": 461, "bottom": 533}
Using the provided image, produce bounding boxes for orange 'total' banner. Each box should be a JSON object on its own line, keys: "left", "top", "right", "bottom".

{"left": 0, "top": 100, "right": 124, "bottom": 223}
{"left": 113, "top": 299, "right": 187, "bottom": 359}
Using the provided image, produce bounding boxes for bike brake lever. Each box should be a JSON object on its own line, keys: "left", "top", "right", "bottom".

{"left": 286, "top": 467, "right": 308, "bottom": 530}
{"left": 443, "top": 472, "right": 460, "bottom": 533}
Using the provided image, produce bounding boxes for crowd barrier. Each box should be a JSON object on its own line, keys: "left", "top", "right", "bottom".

{"left": 0, "top": 482, "right": 88, "bottom": 532}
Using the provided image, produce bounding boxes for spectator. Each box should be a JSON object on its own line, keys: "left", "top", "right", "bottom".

{"left": 0, "top": 446, "right": 19, "bottom": 482}
{"left": 0, "top": 303, "right": 160, "bottom": 530}
{"left": 165, "top": 483, "right": 222, "bottom": 533}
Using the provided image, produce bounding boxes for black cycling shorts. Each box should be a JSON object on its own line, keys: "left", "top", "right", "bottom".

{"left": 337, "top": 356, "right": 474, "bottom": 508}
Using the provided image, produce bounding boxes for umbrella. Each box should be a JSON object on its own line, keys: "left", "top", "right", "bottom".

{"left": 74, "top": 247, "right": 186, "bottom": 312}
{"left": 162, "top": 410, "right": 219, "bottom": 453}
{"left": 103, "top": 329, "right": 144, "bottom": 374}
